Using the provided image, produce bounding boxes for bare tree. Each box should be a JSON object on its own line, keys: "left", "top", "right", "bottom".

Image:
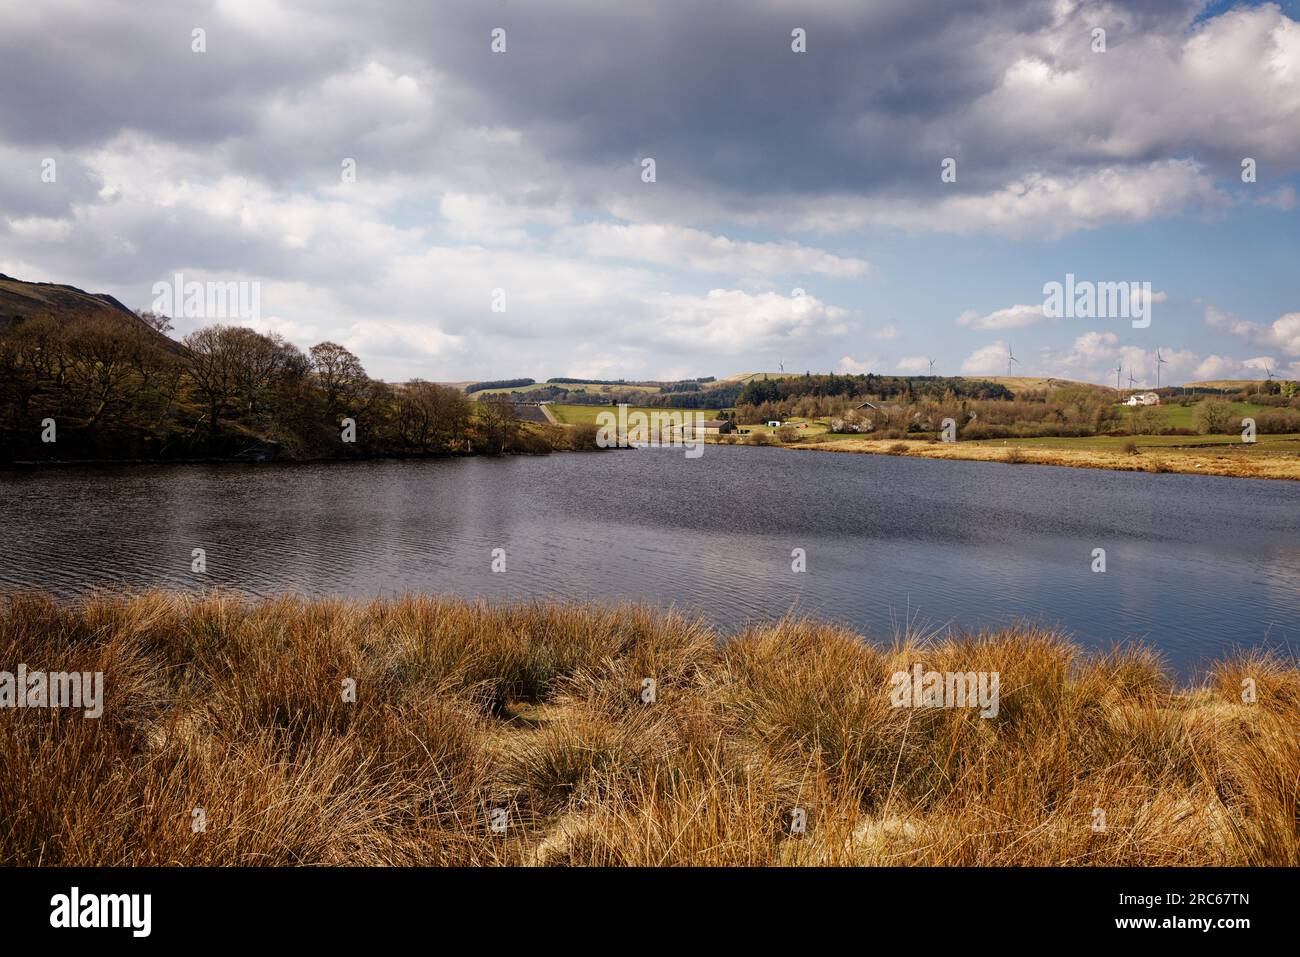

{"left": 181, "top": 326, "right": 243, "bottom": 436}
{"left": 309, "top": 341, "right": 369, "bottom": 418}
{"left": 227, "top": 328, "right": 304, "bottom": 416}
{"left": 16, "top": 314, "right": 70, "bottom": 388}
{"left": 475, "top": 395, "right": 520, "bottom": 453}
{"left": 394, "top": 381, "right": 473, "bottom": 452}
{"left": 135, "top": 309, "right": 174, "bottom": 334}
{"left": 65, "top": 316, "right": 137, "bottom": 425}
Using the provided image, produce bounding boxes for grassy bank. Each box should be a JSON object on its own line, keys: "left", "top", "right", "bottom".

{"left": 2, "top": 592, "right": 1295, "bottom": 866}
{"left": 788, "top": 434, "right": 1300, "bottom": 480}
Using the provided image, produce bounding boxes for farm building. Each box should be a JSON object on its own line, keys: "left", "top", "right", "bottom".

{"left": 670, "top": 419, "right": 733, "bottom": 438}
{"left": 1124, "top": 392, "right": 1160, "bottom": 406}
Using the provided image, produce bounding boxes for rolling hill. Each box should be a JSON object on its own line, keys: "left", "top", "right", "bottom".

{"left": 973, "top": 376, "right": 1110, "bottom": 394}
{"left": 0, "top": 273, "right": 183, "bottom": 354}
{"left": 721, "top": 371, "right": 1108, "bottom": 395}
{"left": 1184, "top": 380, "right": 1271, "bottom": 390}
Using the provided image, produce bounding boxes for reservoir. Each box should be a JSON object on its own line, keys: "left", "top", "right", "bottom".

{"left": 2, "top": 445, "right": 1297, "bottom": 677}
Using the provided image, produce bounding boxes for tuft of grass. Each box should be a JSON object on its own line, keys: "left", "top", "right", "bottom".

{"left": 1, "top": 591, "right": 1295, "bottom": 866}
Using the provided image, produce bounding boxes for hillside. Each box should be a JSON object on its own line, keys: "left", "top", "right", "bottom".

{"left": 1185, "top": 380, "right": 1269, "bottom": 390}
{"left": 0, "top": 272, "right": 591, "bottom": 463}
{"left": 0, "top": 273, "right": 183, "bottom": 354}
{"left": 715, "top": 371, "right": 786, "bottom": 385}
{"left": 723, "top": 371, "right": 1108, "bottom": 395}
{"left": 466, "top": 372, "right": 1113, "bottom": 399}
{"left": 973, "top": 376, "right": 1109, "bottom": 394}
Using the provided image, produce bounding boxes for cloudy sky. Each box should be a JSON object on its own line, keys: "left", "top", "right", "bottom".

{"left": 1, "top": 0, "right": 1298, "bottom": 384}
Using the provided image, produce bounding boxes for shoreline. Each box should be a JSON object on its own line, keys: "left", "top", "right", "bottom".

{"left": 0, "top": 446, "right": 603, "bottom": 471}
{"left": 5, "top": 434, "right": 1297, "bottom": 481}
{"left": 736, "top": 435, "right": 1300, "bottom": 481}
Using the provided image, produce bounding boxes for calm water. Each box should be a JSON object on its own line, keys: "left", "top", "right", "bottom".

{"left": 2, "top": 447, "right": 1298, "bottom": 676}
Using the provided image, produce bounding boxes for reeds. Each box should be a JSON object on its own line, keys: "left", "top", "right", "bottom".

{"left": 1, "top": 591, "right": 1294, "bottom": 866}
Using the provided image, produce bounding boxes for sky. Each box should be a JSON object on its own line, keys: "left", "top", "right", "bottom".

{"left": 0, "top": 0, "right": 1298, "bottom": 385}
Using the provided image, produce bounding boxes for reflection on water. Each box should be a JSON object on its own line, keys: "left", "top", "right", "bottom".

{"left": 2, "top": 446, "right": 1297, "bottom": 676}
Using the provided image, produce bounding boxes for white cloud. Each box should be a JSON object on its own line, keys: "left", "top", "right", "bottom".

{"left": 646, "top": 289, "right": 850, "bottom": 355}
{"left": 1, "top": 0, "right": 1297, "bottom": 382}
{"left": 791, "top": 161, "right": 1225, "bottom": 239}
{"left": 1271, "top": 315, "right": 1300, "bottom": 356}
{"left": 566, "top": 222, "right": 869, "bottom": 278}
{"left": 1191, "top": 355, "right": 1245, "bottom": 381}
{"left": 961, "top": 341, "right": 1010, "bottom": 375}
{"left": 957, "top": 303, "right": 1046, "bottom": 331}
{"left": 1075, "top": 331, "right": 1118, "bottom": 360}
{"left": 5, "top": 216, "right": 74, "bottom": 242}
{"left": 1260, "top": 186, "right": 1298, "bottom": 211}
{"left": 1190, "top": 354, "right": 1292, "bottom": 381}
{"left": 440, "top": 192, "right": 571, "bottom": 244}
{"left": 1205, "top": 305, "right": 1300, "bottom": 356}
{"left": 965, "top": 5, "right": 1300, "bottom": 174}
{"left": 838, "top": 354, "right": 879, "bottom": 374}
{"left": 1033, "top": 332, "right": 1211, "bottom": 386}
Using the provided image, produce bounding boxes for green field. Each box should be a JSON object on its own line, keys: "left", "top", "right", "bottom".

{"left": 1120, "top": 400, "right": 1271, "bottom": 431}
{"left": 965, "top": 433, "right": 1300, "bottom": 452}
{"left": 736, "top": 416, "right": 831, "bottom": 438}
{"left": 802, "top": 423, "right": 1299, "bottom": 452}
{"left": 755, "top": 409, "right": 1300, "bottom": 454}
{"left": 542, "top": 400, "right": 1300, "bottom": 457}
{"left": 546, "top": 403, "right": 704, "bottom": 425}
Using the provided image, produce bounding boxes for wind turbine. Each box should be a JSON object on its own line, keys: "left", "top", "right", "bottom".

{"left": 928, "top": 357, "right": 936, "bottom": 377}
{"left": 1127, "top": 370, "right": 1138, "bottom": 389}
{"left": 778, "top": 359, "right": 784, "bottom": 373}
{"left": 1155, "top": 349, "right": 1168, "bottom": 389}
{"left": 1006, "top": 343, "right": 1019, "bottom": 378}
{"left": 1114, "top": 363, "right": 1123, "bottom": 390}
{"left": 1264, "top": 362, "right": 1277, "bottom": 381}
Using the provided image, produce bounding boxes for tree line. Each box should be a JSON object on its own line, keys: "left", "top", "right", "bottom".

{"left": 0, "top": 313, "right": 567, "bottom": 463}
{"left": 737, "top": 373, "right": 1013, "bottom": 408}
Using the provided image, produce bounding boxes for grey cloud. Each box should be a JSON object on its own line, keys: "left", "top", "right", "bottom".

{"left": 1, "top": 0, "right": 1236, "bottom": 202}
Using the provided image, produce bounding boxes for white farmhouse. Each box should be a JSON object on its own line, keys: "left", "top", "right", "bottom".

{"left": 1123, "top": 392, "right": 1161, "bottom": 406}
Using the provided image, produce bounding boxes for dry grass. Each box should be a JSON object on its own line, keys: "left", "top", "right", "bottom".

{"left": 791, "top": 437, "right": 1300, "bottom": 480}
{"left": 1, "top": 591, "right": 1295, "bottom": 866}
